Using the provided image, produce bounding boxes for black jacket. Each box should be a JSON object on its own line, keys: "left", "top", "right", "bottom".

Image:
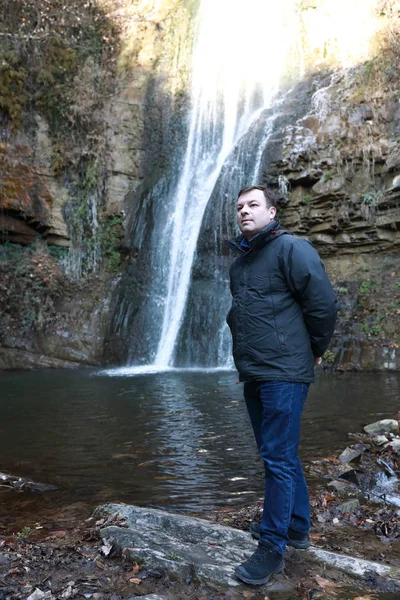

{"left": 227, "top": 221, "right": 339, "bottom": 383}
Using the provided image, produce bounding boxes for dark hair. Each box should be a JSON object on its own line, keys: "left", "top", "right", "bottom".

{"left": 237, "top": 185, "right": 278, "bottom": 209}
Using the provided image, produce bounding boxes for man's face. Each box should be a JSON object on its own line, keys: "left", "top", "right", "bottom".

{"left": 237, "top": 189, "right": 277, "bottom": 239}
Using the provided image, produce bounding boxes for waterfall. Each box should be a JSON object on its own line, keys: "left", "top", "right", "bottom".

{"left": 154, "top": 0, "right": 296, "bottom": 368}
{"left": 107, "top": 0, "right": 297, "bottom": 375}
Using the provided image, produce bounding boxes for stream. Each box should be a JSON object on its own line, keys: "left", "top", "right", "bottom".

{"left": 0, "top": 370, "right": 399, "bottom": 521}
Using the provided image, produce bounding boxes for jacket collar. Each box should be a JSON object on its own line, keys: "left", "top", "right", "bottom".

{"left": 229, "top": 220, "right": 291, "bottom": 254}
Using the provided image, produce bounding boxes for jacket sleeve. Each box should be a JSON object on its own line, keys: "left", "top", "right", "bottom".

{"left": 279, "top": 238, "right": 339, "bottom": 358}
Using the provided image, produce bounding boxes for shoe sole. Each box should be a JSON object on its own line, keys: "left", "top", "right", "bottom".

{"left": 287, "top": 539, "right": 311, "bottom": 550}
{"left": 235, "top": 562, "right": 284, "bottom": 585}
{"left": 250, "top": 529, "right": 310, "bottom": 550}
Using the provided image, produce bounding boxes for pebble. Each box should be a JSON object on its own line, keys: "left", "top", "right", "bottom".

{"left": 372, "top": 435, "right": 388, "bottom": 446}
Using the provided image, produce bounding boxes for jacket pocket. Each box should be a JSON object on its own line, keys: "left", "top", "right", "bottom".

{"left": 269, "top": 275, "right": 288, "bottom": 352}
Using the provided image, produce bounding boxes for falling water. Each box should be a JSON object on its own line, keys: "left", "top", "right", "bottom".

{"left": 105, "top": 0, "right": 300, "bottom": 374}
{"left": 150, "top": 0, "right": 296, "bottom": 368}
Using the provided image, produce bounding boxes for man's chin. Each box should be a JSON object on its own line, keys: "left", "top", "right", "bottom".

{"left": 240, "top": 226, "right": 255, "bottom": 236}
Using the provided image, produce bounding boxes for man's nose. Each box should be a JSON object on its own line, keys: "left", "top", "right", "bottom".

{"left": 240, "top": 205, "right": 250, "bottom": 216}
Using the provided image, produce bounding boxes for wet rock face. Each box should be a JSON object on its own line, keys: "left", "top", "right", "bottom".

{"left": 0, "top": 278, "right": 117, "bottom": 370}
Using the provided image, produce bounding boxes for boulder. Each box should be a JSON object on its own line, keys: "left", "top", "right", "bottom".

{"left": 363, "top": 419, "right": 399, "bottom": 435}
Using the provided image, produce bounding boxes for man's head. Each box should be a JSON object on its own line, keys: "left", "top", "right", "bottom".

{"left": 236, "top": 185, "right": 278, "bottom": 239}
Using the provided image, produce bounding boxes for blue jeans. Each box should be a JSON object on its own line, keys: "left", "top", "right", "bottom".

{"left": 244, "top": 381, "right": 310, "bottom": 556}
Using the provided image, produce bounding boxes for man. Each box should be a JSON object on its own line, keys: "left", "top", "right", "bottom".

{"left": 226, "top": 185, "right": 338, "bottom": 585}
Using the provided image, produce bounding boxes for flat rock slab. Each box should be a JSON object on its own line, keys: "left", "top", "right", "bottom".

{"left": 308, "top": 547, "right": 400, "bottom": 581}
{"left": 96, "top": 504, "right": 400, "bottom": 590}
{"left": 96, "top": 503, "right": 293, "bottom": 590}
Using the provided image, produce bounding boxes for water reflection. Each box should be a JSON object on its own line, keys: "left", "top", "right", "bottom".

{"left": 0, "top": 370, "right": 399, "bottom": 513}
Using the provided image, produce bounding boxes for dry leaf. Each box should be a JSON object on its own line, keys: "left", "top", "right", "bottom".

{"left": 131, "top": 561, "right": 140, "bottom": 575}
{"left": 129, "top": 577, "right": 142, "bottom": 584}
{"left": 95, "top": 559, "right": 106, "bottom": 570}
{"left": 315, "top": 575, "right": 339, "bottom": 590}
{"left": 123, "top": 563, "right": 141, "bottom": 580}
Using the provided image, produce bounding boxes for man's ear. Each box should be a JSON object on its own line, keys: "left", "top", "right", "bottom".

{"left": 270, "top": 206, "right": 277, "bottom": 218}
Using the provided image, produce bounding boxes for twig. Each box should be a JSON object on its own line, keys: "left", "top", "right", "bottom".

{"left": 0, "top": 31, "right": 52, "bottom": 40}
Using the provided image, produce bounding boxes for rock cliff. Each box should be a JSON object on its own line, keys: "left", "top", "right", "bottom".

{"left": 0, "top": 0, "right": 195, "bottom": 368}
{"left": 260, "top": 57, "right": 400, "bottom": 370}
{"left": 0, "top": 0, "right": 399, "bottom": 370}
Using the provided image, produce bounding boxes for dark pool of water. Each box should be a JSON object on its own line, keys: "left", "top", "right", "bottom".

{"left": 0, "top": 369, "right": 399, "bottom": 517}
